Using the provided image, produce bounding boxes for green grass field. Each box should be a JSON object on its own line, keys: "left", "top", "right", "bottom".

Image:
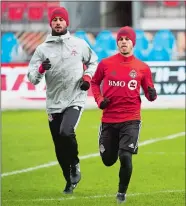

{"left": 2, "top": 109, "right": 185, "bottom": 206}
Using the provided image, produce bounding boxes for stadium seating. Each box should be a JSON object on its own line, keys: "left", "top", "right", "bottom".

{"left": 144, "top": 0, "right": 181, "bottom": 7}
{"left": 1, "top": 32, "right": 19, "bottom": 63}
{"left": 152, "top": 30, "right": 176, "bottom": 50}
{"left": 92, "top": 47, "right": 109, "bottom": 62}
{"left": 147, "top": 46, "right": 171, "bottom": 61}
{"left": 2, "top": 1, "right": 183, "bottom": 22}
{"left": 1, "top": 2, "right": 8, "bottom": 20}
{"left": 74, "top": 30, "right": 93, "bottom": 48}
{"left": 152, "top": 29, "right": 176, "bottom": 60}
{"left": 27, "top": 3, "right": 46, "bottom": 21}
{"left": 47, "top": 2, "right": 59, "bottom": 19}
{"left": 1, "top": 2, "right": 7, "bottom": 13}
{"left": 7, "top": 3, "right": 26, "bottom": 21}
{"left": 1, "top": 1, "right": 60, "bottom": 22}
{"left": 163, "top": 1, "right": 180, "bottom": 7}
{"left": 7, "top": 2, "right": 26, "bottom": 22}
{"left": 134, "top": 49, "right": 149, "bottom": 61}
{"left": 1, "top": 0, "right": 180, "bottom": 64}
{"left": 94, "top": 30, "right": 117, "bottom": 51}
{"left": 1, "top": 29, "right": 179, "bottom": 62}
{"left": 135, "top": 29, "right": 149, "bottom": 50}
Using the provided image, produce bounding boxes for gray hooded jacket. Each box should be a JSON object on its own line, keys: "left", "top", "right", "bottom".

{"left": 27, "top": 31, "right": 98, "bottom": 114}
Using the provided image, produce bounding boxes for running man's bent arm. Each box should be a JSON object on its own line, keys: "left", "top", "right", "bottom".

{"left": 91, "top": 61, "right": 105, "bottom": 106}
{"left": 141, "top": 65, "right": 157, "bottom": 101}
{"left": 27, "top": 48, "right": 45, "bottom": 85}
{"left": 82, "top": 41, "right": 98, "bottom": 82}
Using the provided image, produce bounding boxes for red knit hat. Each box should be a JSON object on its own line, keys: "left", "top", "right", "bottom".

{"left": 117, "top": 26, "right": 136, "bottom": 46}
{"left": 49, "top": 7, "right": 69, "bottom": 26}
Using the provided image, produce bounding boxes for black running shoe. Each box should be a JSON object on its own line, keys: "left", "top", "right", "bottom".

{"left": 63, "top": 182, "right": 74, "bottom": 194}
{"left": 70, "top": 163, "right": 81, "bottom": 184}
{"left": 116, "top": 192, "right": 126, "bottom": 204}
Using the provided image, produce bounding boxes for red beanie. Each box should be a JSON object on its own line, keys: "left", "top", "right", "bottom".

{"left": 49, "top": 7, "right": 69, "bottom": 26}
{"left": 117, "top": 26, "right": 136, "bottom": 46}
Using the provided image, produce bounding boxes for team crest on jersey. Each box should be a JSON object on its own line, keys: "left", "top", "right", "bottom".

{"left": 128, "top": 80, "right": 137, "bottom": 90}
{"left": 48, "top": 114, "right": 53, "bottom": 122}
{"left": 129, "top": 69, "right": 137, "bottom": 78}
{"left": 71, "top": 48, "right": 78, "bottom": 56}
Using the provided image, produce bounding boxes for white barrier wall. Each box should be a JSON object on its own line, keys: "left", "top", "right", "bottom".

{"left": 1, "top": 61, "right": 185, "bottom": 110}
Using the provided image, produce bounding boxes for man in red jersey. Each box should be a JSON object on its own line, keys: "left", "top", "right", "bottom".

{"left": 91, "top": 26, "right": 157, "bottom": 203}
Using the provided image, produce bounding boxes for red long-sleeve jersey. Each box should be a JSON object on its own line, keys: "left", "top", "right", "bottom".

{"left": 91, "top": 53, "right": 157, "bottom": 123}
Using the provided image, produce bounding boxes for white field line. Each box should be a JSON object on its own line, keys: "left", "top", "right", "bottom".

{"left": 2, "top": 189, "right": 185, "bottom": 202}
{"left": 141, "top": 152, "right": 185, "bottom": 155}
{"left": 1, "top": 132, "right": 185, "bottom": 178}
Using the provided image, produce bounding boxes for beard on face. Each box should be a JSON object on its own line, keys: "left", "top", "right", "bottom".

{"left": 121, "top": 51, "right": 129, "bottom": 55}
{"left": 52, "top": 27, "right": 67, "bottom": 36}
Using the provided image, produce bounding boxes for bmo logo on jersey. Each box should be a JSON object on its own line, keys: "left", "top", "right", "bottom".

{"left": 108, "top": 80, "right": 126, "bottom": 87}
{"left": 128, "top": 80, "right": 137, "bottom": 90}
{"left": 108, "top": 80, "right": 138, "bottom": 90}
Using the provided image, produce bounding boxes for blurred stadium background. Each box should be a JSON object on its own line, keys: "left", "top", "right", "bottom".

{"left": 1, "top": 1, "right": 186, "bottom": 63}
{"left": 1, "top": 1, "right": 185, "bottom": 206}
{"left": 1, "top": 0, "right": 185, "bottom": 110}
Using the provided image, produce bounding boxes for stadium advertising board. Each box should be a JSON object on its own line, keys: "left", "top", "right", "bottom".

{"left": 1, "top": 61, "right": 185, "bottom": 110}
{"left": 143, "top": 61, "right": 185, "bottom": 95}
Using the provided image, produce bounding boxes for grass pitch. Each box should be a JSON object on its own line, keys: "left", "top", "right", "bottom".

{"left": 2, "top": 109, "right": 185, "bottom": 206}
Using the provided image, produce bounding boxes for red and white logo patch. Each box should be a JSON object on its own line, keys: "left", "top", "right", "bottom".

{"left": 71, "top": 49, "right": 78, "bottom": 56}
{"left": 129, "top": 69, "right": 137, "bottom": 78}
{"left": 128, "top": 80, "right": 137, "bottom": 90}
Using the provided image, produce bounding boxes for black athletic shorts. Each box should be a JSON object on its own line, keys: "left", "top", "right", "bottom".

{"left": 98, "top": 120, "right": 141, "bottom": 155}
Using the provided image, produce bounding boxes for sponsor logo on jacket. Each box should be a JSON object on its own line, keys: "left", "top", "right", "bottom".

{"left": 108, "top": 80, "right": 126, "bottom": 87}
{"left": 129, "top": 69, "right": 137, "bottom": 78}
{"left": 108, "top": 79, "right": 138, "bottom": 90}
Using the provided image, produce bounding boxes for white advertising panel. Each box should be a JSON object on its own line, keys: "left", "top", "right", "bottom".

{"left": 1, "top": 61, "right": 185, "bottom": 110}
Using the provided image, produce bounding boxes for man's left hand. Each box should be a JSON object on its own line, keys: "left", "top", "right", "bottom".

{"left": 80, "top": 75, "right": 91, "bottom": 91}
{"left": 80, "top": 81, "right": 90, "bottom": 91}
{"left": 148, "top": 86, "right": 157, "bottom": 101}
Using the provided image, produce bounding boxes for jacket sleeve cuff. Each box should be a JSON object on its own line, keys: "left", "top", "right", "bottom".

{"left": 83, "top": 75, "right": 91, "bottom": 83}
{"left": 97, "top": 96, "right": 104, "bottom": 107}
{"left": 38, "top": 65, "right": 45, "bottom": 74}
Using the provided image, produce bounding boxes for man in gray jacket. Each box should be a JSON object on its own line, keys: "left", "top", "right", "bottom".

{"left": 27, "top": 7, "right": 98, "bottom": 194}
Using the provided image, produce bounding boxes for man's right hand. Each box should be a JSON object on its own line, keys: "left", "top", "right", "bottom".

{"left": 99, "top": 97, "right": 110, "bottom": 110}
{"left": 42, "top": 58, "right": 51, "bottom": 70}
